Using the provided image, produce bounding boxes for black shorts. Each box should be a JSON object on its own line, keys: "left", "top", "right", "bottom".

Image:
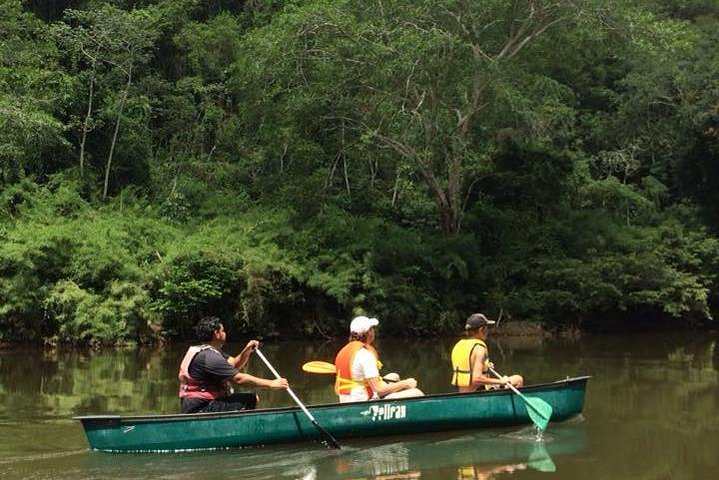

{"left": 181, "top": 393, "right": 258, "bottom": 414}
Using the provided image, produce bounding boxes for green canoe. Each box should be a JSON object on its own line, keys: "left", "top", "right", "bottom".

{"left": 75, "top": 376, "right": 589, "bottom": 453}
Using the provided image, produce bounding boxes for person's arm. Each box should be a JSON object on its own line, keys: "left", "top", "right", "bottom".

{"left": 200, "top": 349, "right": 283, "bottom": 389}
{"left": 470, "top": 346, "right": 509, "bottom": 387}
{"left": 227, "top": 340, "right": 259, "bottom": 369}
{"left": 366, "top": 376, "right": 417, "bottom": 398}
{"left": 354, "top": 348, "right": 417, "bottom": 397}
{"left": 232, "top": 371, "right": 288, "bottom": 389}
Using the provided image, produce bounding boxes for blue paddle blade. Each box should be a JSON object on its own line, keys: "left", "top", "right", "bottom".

{"left": 524, "top": 396, "right": 553, "bottom": 432}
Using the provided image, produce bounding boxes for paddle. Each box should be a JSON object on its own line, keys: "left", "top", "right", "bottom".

{"left": 527, "top": 442, "right": 557, "bottom": 472}
{"left": 302, "top": 360, "right": 399, "bottom": 382}
{"left": 302, "top": 360, "right": 337, "bottom": 374}
{"left": 254, "top": 348, "right": 341, "bottom": 449}
{"left": 489, "top": 367, "right": 553, "bottom": 432}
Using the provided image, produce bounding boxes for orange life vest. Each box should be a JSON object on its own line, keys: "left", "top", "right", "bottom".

{"left": 178, "top": 345, "right": 224, "bottom": 400}
{"left": 334, "top": 341, "right": 382, "bottom": 397}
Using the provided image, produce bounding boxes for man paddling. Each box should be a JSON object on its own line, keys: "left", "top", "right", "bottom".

{"left": 451, "top": 313, "right": 524, "bottom": 392}
{"left": 178, "top": 316, "right": 288, "bottom": 413}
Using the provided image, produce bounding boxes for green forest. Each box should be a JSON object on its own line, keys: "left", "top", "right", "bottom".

{"left": 1, "top": 0, "right": 718, "bottom": 345}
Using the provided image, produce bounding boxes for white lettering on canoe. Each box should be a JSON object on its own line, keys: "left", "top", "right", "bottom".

{"left": 122, "top": 426, "right": 135, "bottom": 434}
{"left": 360, "top": 404, "right": 407, "bottom": 421}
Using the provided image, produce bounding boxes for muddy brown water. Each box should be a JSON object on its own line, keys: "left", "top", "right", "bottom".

{"left": 1, "top": 332, "right": 717, "bottom": 479}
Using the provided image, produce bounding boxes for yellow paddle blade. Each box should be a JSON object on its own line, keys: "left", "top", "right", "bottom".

{"left": 302, "top": 361, "right": 337, "bottom": 374}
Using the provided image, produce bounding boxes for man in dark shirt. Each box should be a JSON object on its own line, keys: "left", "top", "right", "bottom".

{"left": 179, "top": 316, "right": 288, "bottom": 413}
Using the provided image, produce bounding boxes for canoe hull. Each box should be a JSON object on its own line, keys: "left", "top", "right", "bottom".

{"left": 75, "top": 376, "right": 589, "bottom": 452}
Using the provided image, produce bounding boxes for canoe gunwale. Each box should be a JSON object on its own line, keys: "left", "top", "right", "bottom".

{"left": 74, "top": 375, "right": 590, "bottom": 424}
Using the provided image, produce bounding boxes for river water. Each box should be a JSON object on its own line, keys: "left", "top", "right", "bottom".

{"left": 1, "top": 332, "right": 717, "bottom": 479}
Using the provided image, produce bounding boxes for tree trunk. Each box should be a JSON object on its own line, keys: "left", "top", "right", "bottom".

{"left": 103, "top": 65, "right": 132, "bottom": 200}
{"left": 79, "top": 63, "right": 96, "bottom": 178}
{"left": 438, "top": 202, "right": 458, "bottom": 235}
{"left": 418, "top": 163, "right": 459, "bottom": 235}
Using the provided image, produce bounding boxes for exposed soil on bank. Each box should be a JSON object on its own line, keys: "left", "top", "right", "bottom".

{"left": 490, "top": 320, "right": 550, "bottom": 337}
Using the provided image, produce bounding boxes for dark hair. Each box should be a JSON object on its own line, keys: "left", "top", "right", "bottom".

{"left": 349, "top": 331, "right": 371, "bottom": 343}
{"left": 465, "top": 326, "right": 486, "bottom": 337}
{"left": 195, "top": 316, "right": 222, "bottom": 342}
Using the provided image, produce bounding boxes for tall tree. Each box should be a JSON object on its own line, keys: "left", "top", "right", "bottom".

{"left": 231, "top": 0, "right": 659, "bottom": 235}
{"left": 54, "top": 5, "right": 158, "bottom": 198}
{"left": 52, "top": 9, "right": 105, "bottom": 179}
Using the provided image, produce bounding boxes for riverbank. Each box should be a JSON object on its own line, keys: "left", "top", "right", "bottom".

{"left": 3, "top": 313, "right": 717, "bottom": 349}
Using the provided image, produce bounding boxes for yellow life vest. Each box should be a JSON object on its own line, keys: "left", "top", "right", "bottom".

{"left": 457, "top": 466, "right": 477, "bottom": 480}
{"left": 450, "top": 338, "right": 489, "bottom": 387}
{"left": 334, "top": 341, "right": 383, "bottom": 396}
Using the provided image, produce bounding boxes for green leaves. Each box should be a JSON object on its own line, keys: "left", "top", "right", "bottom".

{"left": 0, "top": 1, "right": 71, "bottom": 183}
{"left": 494, "top": 204, "right": 719, "bottom": 324}
{"left": 1, "top": 0, "right": 719, "bottom": 345}
{"left": 0, "top": 181, "right": 163, "bottom": 344}
{"left": 152, "top": 250, "right": 239, "bottom": 334}
{"left": 45, "top": 280, "right": 148, "bottom": 345}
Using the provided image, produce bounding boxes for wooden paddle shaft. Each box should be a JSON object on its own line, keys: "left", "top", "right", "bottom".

{"left": 255, "top": 349, "right": 342, "bottom": 449}
{"left": 254, "top": 349, "right": 316, "bottom": 421}
{"left": 488, "top": 367, "right": 522, "bottom": 396}
{"left": 488, "top": 366, "right": 550, "bottom": 421}
{"left": 254, "top": 348, "right": 342, "bottom": 448}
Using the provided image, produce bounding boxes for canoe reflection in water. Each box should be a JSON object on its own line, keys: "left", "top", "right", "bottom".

{"left": 315, "top": 422, "right": 583, "bottom": 479}
{"left": 332, "top": 443, "right": 420, "bottom": 479}
{"left": 456, "top": 440, "right": 557, "bottom": 479}
{"left": 80, "top": 422, "right": 585, "bottom": 480}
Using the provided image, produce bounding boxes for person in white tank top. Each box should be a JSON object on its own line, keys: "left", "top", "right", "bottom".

{"left": 337, "top": 315, "right": 424, "bottom": 403}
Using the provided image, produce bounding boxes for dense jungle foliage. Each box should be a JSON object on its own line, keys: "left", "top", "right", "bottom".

{"left": 1, "top": 0, "right": 718, "bottom": 345}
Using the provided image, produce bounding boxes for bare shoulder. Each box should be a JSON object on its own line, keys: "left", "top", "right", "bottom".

{"left": 471, "top": 344, "right": 487, "bottom": 363}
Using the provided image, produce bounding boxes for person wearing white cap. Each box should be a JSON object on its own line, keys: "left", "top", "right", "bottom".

{"left": 334, "top": 315, "right": 424, "bottom": 403}
{"left": 450, "top": 313, "right": 523, "bottom": 392}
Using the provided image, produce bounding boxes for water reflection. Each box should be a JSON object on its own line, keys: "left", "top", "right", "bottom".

{"left": 456, "top": 463, "right": 526, "bottom": 480}
{"left": 303, "top": 425, "right": 584, "bottom": 480}
{"left": 0, "top": 345, "right": 180, "bottom": 420}
{"left": 5, "top": 333, "right": 716, "bottom": 420}
{"left": 68, "top": 424, "right": 583, "bottom": 480}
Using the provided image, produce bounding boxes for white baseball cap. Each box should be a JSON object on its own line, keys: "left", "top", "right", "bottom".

{"left": 350, "top": 315, "right": 379, "bottom": 334}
